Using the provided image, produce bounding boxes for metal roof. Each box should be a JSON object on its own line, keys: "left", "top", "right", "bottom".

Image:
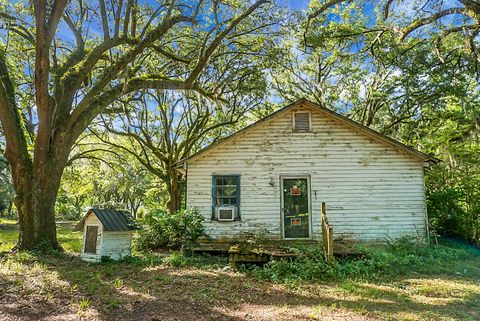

{"left": 75, "top": 208, "right": 141, "bottom": 232}
{"left": 174, "top": 98, "right": 440, "bottom": 167}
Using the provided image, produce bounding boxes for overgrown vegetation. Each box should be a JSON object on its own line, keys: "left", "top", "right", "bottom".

{"left": 1, "top": 225, "right": 479, "bottom": 320}
{"left": 427, "top": 163, "right": 480, "bottom": 243}
{"left": 136, "top": 208, "right": 206, "bottom": 252}
{"left": 247, "top": 237, "right": 480, "bottom": 284}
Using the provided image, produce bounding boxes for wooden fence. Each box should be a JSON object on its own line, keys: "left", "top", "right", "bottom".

{"left": 321, "top": 202, "right": 334, "bottom": 263}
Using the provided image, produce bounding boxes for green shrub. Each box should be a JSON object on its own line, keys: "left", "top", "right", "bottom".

{"left": 426, "top": 164, "right": 480, "bottom": 243}
{"left": 136, "top": 208, "right": 205, "bottom": 251}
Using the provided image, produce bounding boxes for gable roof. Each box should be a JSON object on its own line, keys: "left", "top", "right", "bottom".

{"left": 75, "top": 208, "right": 141, "bottom": 232}
{"left": 175, "top": 98, "right": 439, "bottom": 167}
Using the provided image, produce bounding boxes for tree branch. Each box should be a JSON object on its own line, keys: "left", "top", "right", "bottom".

{"left": 399, "top": 7, "right": 467, "bottom": 42}
{"left": 46, "top": 0, "right": 68, "bottom": 44}
{"left": 99, "top": 0, "right": 110, "bottom": 41}
{"left": 308, "top": 0, "right": 349, "bottom": 19}
{"left": 0, "top": 52, "right": 31, "bottom": 169}
{"left": 185, "top": 0, "right": 269, "bottom": 86}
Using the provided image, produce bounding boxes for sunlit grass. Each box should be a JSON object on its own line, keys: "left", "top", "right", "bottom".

{"left": 0, "top": 218, "right": 17, "bottom": 225}
{"left": 0, "top": 225, "right": 479, "bottom": 320}
{"left": 0, "top": 226, "right": 18, "bottom": 252}
{"left": 57, "top": 226, "right": 82, "bottom": 253}
{"left": 0, "top": 221, "right": 82, "bottom": 253}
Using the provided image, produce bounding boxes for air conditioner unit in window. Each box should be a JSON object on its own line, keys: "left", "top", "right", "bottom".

{"left": 217, "top": 206, "right": 236, "bottom": 221}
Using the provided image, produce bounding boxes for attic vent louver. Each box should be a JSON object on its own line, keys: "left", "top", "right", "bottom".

{"left": 293, "top": 112, "right": 311, "bottom": 131}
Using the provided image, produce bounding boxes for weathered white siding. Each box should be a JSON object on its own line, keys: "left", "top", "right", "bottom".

{"left": 81, "top": 213, "right": 102, "bottom": 262}
{"left": 101, "top": 232, "right": 132, "bottom": 260}
{"left": 185, "top": 103, "right": 427, "bottom": 241}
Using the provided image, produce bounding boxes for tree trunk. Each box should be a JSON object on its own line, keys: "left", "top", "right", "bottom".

{"left": 7, "top": 140, "right": 69, "bottom": 251}
{"left": 74, "top": 196, "right": 82, "bottom": 219}
{"left": 129, "top": 196, "right": 142, "bottom": 219}
{"left": 7, "top": 200, "right": 13, "bottom": 218}
{"left": 166, "top": 168, "right": 181, "bottom": 214}
{"left": 12, "top": 162, "right": 64, "bottom": 250}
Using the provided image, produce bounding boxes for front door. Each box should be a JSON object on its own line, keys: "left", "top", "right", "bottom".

{"left": 282, "top": 177, "right": 310, "bottom": 239}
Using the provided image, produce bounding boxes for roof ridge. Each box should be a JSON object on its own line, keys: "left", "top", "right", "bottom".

{"left": 175, "top": 99, "right": 439, "bottom": 166}
{"left": 74, "top": 208, "right": 140, "bottom": 231}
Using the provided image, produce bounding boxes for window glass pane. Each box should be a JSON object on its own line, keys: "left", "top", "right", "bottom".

{"left": 216, "top": 186, "right": 224, "bottom": 197}
{"left": 224, "top": 176, "right": 236, "bottom": 185}
{"left": 213, "top": 176, "right": 239, "bottom": 209}
{"left": 224, "top": 185, "right": 236, "bottom": 196}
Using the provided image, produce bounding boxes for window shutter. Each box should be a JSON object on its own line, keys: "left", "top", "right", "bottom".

{"left": 294, "top": 112, "right": 310, "bottom": 131}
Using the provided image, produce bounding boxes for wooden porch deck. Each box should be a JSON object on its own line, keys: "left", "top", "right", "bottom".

{"left": 193, "top": 238, "right": 366, "bottom": 266}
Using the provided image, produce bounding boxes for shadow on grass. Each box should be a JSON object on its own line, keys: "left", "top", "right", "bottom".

{"left": 43, "top": 253, "right": 322, "bottom": 320}
{"left": 1, "top": 250, "right": 478, "bottom": 321}
{"left": 335, "top": 279, "right": 480, "bottom": 320}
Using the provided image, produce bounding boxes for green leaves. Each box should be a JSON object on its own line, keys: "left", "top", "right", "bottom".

{"left": 136, "top": 208, "right": 206, "bottom": 252}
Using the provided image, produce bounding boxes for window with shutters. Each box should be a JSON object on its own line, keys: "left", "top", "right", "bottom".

{"left": 293, "top": 111, "right": 311, "bottom": 132}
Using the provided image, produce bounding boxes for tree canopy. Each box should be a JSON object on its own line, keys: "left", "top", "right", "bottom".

{"left": 0, "top": 0, "right": 479, "bottom": 248}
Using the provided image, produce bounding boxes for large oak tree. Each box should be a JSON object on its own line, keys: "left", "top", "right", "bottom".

{"left": 93, "top": 89, "right": 267, "bottom": 213}
{"left": 0, "top": 0, "right": 271, "bottom": 250}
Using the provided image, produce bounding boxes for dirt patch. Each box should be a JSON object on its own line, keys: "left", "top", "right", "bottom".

{"left": 0, "top": 254, "right": 370, "bottom": 321}
{"left": 1, "top": 252, "right": 479, "bottom": 321}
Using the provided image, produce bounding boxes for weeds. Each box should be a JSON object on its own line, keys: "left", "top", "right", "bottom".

{"left": 0, "top": 227, "right": 479, "bottom": 321}
{"left": 77, "top": 298, "right": 91, "bottom": 317}
{"left": 163, "top": 251, "right": 189, "bottom": 267}
{"left": 247, "top": 237, "right": 480, "bottom": 283}
{"left": 106, "top": 298, "right": 120, "bottom": 309}
{"left": 113, "top": 277, "right": 124, "bottom": 289}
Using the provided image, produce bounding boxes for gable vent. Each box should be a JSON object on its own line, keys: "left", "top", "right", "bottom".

{"left": 293, "top": 112, "right": 311, "bottom": 131}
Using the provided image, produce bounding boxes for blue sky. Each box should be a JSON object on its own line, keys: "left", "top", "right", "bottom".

{"left": 277, "top": 0, "right": 310, "bottom": 10}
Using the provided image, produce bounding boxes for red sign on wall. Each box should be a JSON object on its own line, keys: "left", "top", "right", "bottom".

{"left": 291, "top": 218, "right": 301, "bottom": 226}
{"left": 290, "top": 186, "right": 301, "bottom": 196}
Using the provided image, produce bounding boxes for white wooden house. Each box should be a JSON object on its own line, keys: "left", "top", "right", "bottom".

{"left": 176, "top": 99, "right": 438, "bottom": 241}
{"left": 75, "top": 208, "right": 140, "bottom": 262}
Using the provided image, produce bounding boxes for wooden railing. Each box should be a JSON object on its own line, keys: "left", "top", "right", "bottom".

{"left": 321, "top": 202, "right": 334, "bottom": 263}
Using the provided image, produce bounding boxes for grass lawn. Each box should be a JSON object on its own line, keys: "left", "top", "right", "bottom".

{"left": 1, "top": 223, "right": 479, "bottom": 321}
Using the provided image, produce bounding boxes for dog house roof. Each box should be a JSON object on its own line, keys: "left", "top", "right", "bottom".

{"left": 75, "top": 208, "right": 141, "bottom": 231}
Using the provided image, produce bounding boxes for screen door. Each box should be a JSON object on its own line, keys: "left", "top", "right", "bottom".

{"left": 282, "top": 178, "right": 310, "bottom": 238}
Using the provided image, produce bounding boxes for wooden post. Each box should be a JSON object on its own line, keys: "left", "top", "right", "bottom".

{"left": 327, "top": 226, "right": 334, "bottom": 264}
{"left": 321, "top": 202, "right": 334, "bottom": 263}
{"left": 321, "top": 202, "right": 327, "bottom": 259}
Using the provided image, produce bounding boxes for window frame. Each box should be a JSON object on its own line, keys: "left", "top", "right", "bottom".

{"left": 211, "top": 174, "right": 241, "bottom": 221}
{"left": 292, "top": 111, "right": 312, "bottom": 132}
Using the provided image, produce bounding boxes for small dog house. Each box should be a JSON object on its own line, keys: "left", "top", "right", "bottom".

{"left": 75, "top": 208, "right": 140, "bottom": 262}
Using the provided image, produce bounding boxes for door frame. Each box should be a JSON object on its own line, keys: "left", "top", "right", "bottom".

{"left": 280, "top": 174, "right": 312, "bottom": 239}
